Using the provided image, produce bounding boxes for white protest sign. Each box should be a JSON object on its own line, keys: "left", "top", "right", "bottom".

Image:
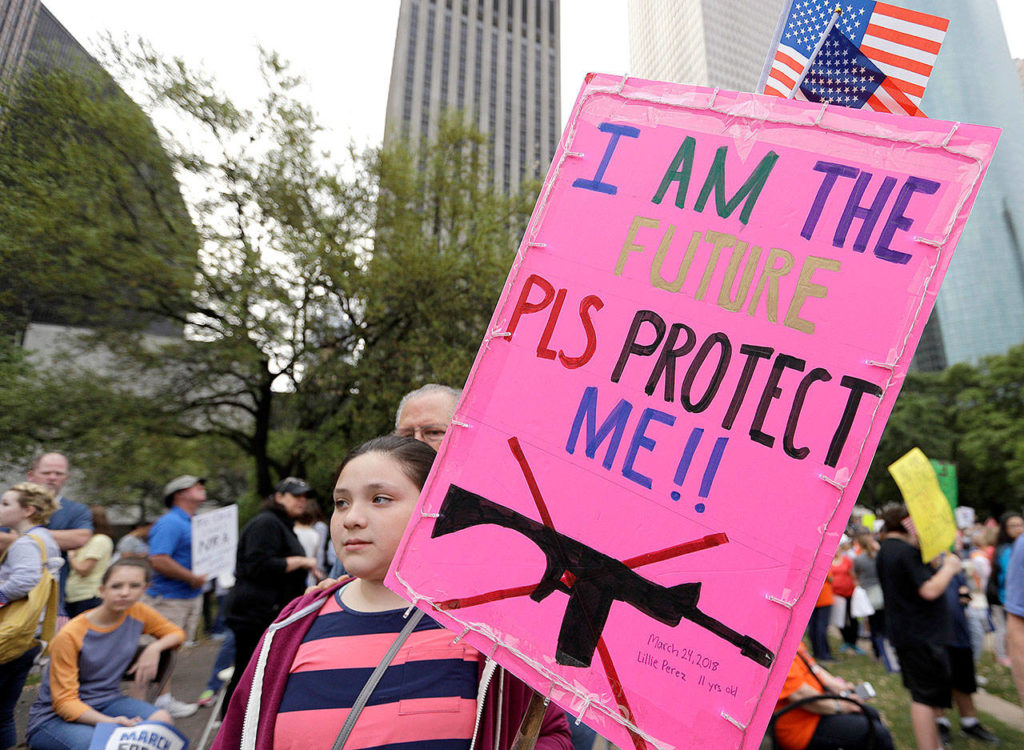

{"left": 191, "top": 505, "right": 237, "bottom": 579}
{"left": 88, "top": 721, "right": 188, "bottom": 750}
{"left": 955, "top": 506, "right": 975, "bottom": 529}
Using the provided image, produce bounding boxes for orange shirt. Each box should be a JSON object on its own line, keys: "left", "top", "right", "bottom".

{"left": 774, "top": 644, "right": 822, "bottom": 750}
{"left": 815, "top": 577, "right": 834, "bottom": 608}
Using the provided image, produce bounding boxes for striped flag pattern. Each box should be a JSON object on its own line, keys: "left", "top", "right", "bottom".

{"left": 761, "top": 0, "right": 948, "bottom": 117}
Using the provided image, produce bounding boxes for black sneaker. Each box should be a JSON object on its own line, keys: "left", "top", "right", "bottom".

{"left": 962, "top": 722, "right": 1000, "bottom": 743}
{"left": 937, "top": 721, "right": 952, "bottom": 748}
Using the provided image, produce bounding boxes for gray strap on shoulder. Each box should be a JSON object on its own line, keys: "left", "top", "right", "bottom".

{"left": 331, "top": 607, "right": 426, "bottom": 750}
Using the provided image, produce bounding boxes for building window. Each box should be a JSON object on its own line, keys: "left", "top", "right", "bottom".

{"left": 423, "top": 3, "right": 436, "bottom": 135}
{"left": 441, "top": 7, "right": 451, "bottom": 107}
{"left": 401, "top": 0, "right": 421, "bottom": 130}
{"left": 457, "top": 16, "right": 467, "bottom": 107}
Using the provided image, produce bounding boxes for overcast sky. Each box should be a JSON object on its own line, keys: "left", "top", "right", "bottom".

{"left": 44, "top": 0, "right": 1024, "bottom": 158}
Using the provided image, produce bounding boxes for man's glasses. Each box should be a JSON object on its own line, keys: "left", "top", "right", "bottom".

{"left": 395, "top": 424, "right": 448, "bottom": 446}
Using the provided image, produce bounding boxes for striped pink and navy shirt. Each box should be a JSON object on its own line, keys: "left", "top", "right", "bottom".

{"left": 273, "top": 587, "right": 479, "bottom": 750}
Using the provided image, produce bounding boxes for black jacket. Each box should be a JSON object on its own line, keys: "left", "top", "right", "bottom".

{"left": 225, "top": 505, "right": 308, "bottom": 630}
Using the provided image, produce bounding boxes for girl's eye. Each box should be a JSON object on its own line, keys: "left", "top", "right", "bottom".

{"left": 334, "top": 499, "right": 349, "bottom": 510}
{"left": 372, "top": 495, "right": 391, "bottom": 505}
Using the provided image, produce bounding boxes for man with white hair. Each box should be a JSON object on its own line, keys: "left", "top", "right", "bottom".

{"left": 394, "top": 383, "right": 461, "bottom": 450}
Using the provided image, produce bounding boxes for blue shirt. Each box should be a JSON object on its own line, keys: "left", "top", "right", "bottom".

{"left": 1005, "top": 536, "right": 1024, "bottom": 618}
{"left": 48, "top": 496, "right": 92, "bottom": 535}
{"left": 147, "top": 506, "right": 198, "bottom": 599}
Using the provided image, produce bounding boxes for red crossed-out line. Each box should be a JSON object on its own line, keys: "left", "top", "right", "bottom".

{"left": 436, "top": 437, "right": 731, "bottom": 750}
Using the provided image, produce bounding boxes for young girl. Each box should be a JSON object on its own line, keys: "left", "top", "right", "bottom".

{"left": 26, "top": 559, "right": 183, "bottom": 750}
{"left": 66, "top": 506, "right": 115, "bottom": 617}
{"left": 0, "top": 482, "right": 61, "bottom": 750}
{"left": 214, "top": 436, "right": 570, "bottom": 750}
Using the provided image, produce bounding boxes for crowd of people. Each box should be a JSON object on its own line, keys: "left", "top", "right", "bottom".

{"left": 0, "top": 386, "right": 576, "bottom": 750}
{"left": 775, "top": 506, "right": 1024, "bottom": 750}
{"left": 3, "top": 394, "right": 1024, "bottom": 750}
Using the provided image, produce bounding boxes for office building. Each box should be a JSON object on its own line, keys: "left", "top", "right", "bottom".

{"left": 384, "top": 0, "right": 561, "bottom": 194}
{"left": 0, "top": 0, "right": 93, "bottom": 84}
{"left": 912, "top": 0, "right": 1024, "bottom": 367}
{"left": 627, "top": 0, "right": 1024, "bottom": 367}
{"left": 627, "top": 0, "right": 786, "bottom": 92}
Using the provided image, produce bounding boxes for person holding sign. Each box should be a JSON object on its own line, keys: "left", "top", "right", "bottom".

{"left": 213, "top": 436, "right": 571, "bottom": 750}
{"left": 875, "top": 504, "right": 962, "bottom": 750}
{"left": 25, "top": 559, "right": 182, "bottom": 750}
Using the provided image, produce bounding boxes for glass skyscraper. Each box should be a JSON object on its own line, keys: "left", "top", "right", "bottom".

{"left": 627, "top": 0, "right": 1024, "bottom": 367}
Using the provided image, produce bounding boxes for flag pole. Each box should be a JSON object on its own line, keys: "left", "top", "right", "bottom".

{"left": 787, "top": 4, "right": 843, "bottom": 100}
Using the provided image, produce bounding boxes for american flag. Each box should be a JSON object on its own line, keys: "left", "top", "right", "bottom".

{"left": 759, "top": 0, "right": 948, "bottom": 116}
{"left": 800, "top": 25, "right": 895, "bottom": 109}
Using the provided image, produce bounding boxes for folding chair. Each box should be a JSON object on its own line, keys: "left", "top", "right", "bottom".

{"left": 761, "top": 694, "right": 878, "bottom": 750}
{"left": 195, "top": 666, "right": 234, "bottom": 750}
{"left": 121, "top": 646, "right": 176, "bottom": 704}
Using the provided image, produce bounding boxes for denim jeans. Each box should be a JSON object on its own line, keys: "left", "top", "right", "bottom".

{"left": 206, "top": 630, "right": 236, "bottom": 692}
{"left": 27, "top": 696, "right": 160, "bottom": 750}
{"left": 0, "top": 643, "right": 40, "bottom": 748}
{"left": 809, "top": 605, "right": 833, "bottom": 660}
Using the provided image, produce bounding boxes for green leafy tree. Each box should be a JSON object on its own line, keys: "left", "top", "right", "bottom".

{"left": 862, "top": 346, "right": 1024, "bottom": 518}
{"left": 0, "top": 61, "right": 197, "bottom": 338}
{"left": 1, "top": 43, "right": 536, "bottom": 501}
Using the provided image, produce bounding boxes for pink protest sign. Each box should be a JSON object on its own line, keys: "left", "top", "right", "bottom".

{"left": 386, "top": 74, "right": 999, "bottom": 750}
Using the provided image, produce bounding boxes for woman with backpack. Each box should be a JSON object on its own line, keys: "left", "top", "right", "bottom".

{"left": 0, "top": 482, "right": 61, "bottom": 750}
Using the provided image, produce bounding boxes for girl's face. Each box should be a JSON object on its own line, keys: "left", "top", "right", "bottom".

{"left": 99, "top": 566, "right": 148, "bottom": 613}
{"left": 0, "top": 491, "right": 32, "bottom": 530}
{"left": 331, "top": 452, "right": 421, "bottom": 584}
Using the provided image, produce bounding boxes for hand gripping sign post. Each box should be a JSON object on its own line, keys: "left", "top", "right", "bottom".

{"left": 386, "top": 74, "right": 999, "bottom": 750}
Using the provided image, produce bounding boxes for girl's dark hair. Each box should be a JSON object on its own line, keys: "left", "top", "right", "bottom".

{"left": 332, "top": 435, "right": 437, "bottom": 491}
{"left": 997, "top": 511, "right": 1024, "bottom": 546}
{"left": 297, "top": 499, "right": 325, "bottom": 526}
{"left": 90, "top": 505, "right": 113, "bottom": 537}
{"left": 102, "top": 557, "right": 152, "bottom": 585}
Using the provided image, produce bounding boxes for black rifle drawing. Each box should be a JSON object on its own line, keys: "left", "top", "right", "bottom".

{"left": 432, "top": 484, "right": 775, "bottom": 670}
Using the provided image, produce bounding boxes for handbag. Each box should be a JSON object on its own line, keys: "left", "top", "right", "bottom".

{"left": 850, "top": 585, "right": 875, "bottom": 618}
{"left": 0, "top": 534, "right": 58, "bottom": 664}
{"left": 865, "top": 583, "right": 884, "bottom": 611}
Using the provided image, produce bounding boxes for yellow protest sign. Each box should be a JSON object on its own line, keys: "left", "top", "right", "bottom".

{"left": 888, "top": 448, "right": 957, "bottom": 562}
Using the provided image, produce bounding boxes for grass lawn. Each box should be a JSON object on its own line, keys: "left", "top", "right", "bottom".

{"left": 820, "top": 637, "right": 1024, "bottom": 749}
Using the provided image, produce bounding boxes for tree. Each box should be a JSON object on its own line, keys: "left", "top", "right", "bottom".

{"left": 861, "top": 345, "right": 1024, "bottom": 518}
{"left": 0, "top": 60, "right": 197, "bottom": 338}
{"left": 0, "top": 42, "right": 537, "bottom": 501}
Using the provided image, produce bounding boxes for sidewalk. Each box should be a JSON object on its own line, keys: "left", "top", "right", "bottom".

{"left": 14, "top": 637, "right": 222, "bottom": 749}
{"left": 975, "top": 689, "right": 1024, "bottom": 731}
